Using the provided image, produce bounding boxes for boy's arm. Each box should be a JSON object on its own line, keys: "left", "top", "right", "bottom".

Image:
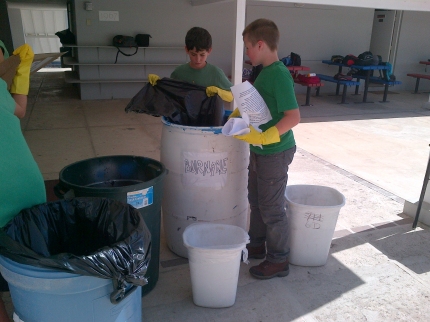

{"left": 12, "top": 93, "right": 27, "bottom": 118}
{"left": 275, "top": 108, "right": 301, "bottom": 135}
{"left": 234, "top": 108, "right": 300, "bottom": 145}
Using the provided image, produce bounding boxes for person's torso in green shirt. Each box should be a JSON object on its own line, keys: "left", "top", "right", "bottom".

{"left": 251, "top": 61, "right": 299, "bottom": 155}
{"left": 171, "top": 62, "right": 232, "bottom": 90}
{"left": 0, "top": 80, "right": 46, "bottom": 227}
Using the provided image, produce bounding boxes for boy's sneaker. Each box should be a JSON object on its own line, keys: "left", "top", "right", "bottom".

{"left": 246, "top": 244, "right": 266, "bottom": 259}
{"left": 249, "top": 260, "right": 289, "bottom": 279}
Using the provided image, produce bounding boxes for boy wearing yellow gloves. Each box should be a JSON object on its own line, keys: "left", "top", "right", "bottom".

{"left": 232, "top": 19, "right": 301, "bottom": 279}
{"left": 149, "top": 27, "right": 233, "bottom": 103}
{"left": 0, "top": 44, "right": 46, "bottom": 321}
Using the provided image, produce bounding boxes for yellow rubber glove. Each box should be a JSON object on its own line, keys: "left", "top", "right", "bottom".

{"left": 148, "top": 74, "right": 160, "bottom": 86}
{"left": 10, "top": 44, "right": 34, "bottom": 95}
{"left": 228, "top": 108, "right": 241, "bottom": 119}
{"left": 206, "top": 86, "right": 234, "bottom": 102}
{"left": 234, "top": 126, "right": 280, "bottom": 145}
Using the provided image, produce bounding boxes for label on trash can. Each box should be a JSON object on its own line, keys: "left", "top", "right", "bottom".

{"left": 127, "top": 187, "right": 153, "bottom": 209}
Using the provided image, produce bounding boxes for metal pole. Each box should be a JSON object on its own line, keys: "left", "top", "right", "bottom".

{"left": 413, "top": 145, "right": 430, "bottom": 229}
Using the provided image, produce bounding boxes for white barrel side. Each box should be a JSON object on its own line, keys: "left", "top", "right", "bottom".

{"left": 161, "top": 118, "right": 249, "bottom": 258}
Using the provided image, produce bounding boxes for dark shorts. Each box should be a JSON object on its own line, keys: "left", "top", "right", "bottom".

{"left": 0, "top": 273, "right": 9, "bottom": 292}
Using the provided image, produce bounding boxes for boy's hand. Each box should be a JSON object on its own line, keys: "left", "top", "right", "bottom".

{"left": 10, "top": 44, "right": 34, "bottom": 95}
{"left": 148, "top": 74, "right": 160, "bottom": 86}
{"left": 234, "top": 125, "right": 280, "bottom": 145}
{"left": 228, "top": 108, "right": 241, "bottom": 119}
{"left": 206, "top": 86, "right": 233, "bottom": 102}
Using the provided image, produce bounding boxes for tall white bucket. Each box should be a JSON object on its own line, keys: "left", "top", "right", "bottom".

{"left": 285, "top": 185, "right": 345, "bottom": 266}
{"left": 183, "top": 223, "right": 249, "bottom": 308}
{"left": 161, "top": 117, "right": 249, "bottom": 258}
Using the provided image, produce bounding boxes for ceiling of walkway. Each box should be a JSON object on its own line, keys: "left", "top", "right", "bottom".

{"left": 7, "top": 0, "right": 66, "bottom": 4}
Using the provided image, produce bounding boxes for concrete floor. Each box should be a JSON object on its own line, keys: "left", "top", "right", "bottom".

{"left": 5, "top": 70, "right": 430, "bottom": 321}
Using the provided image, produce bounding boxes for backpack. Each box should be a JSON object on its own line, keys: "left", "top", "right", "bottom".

{"left": 342, "top": 54, "right": 358, "bottom": 66}
{"left": 379, "top": 62, "right": 396, "bottom": 81}
{"left": 331, "top": 55, "right": 344, "bottom": 63}
{"left": 290, "top": 52, "right": 301, "bottom": 66}
{"left": 355, "top": 51, "right": 374, "bottom": 66}
{"left": 280, "top": 56, "right": 292, "bottom": 66}
{"left": 112, "top": 35, "right": 137, "bottom": 47}
{"left": 135, "top": 34, "right": 151, "bottom": 47}
{"left": 334, "top": 73, "right": 353, "bottom": 81}
{"left": 112, "top": 35, "right": 139, "bottom": 63}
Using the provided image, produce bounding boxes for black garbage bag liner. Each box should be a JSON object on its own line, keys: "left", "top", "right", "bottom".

{"left": 125, "top": 77, "right": 224, "bottom": 126}
{"left": 0, "top": 197, "right": 151, "bottom": 290}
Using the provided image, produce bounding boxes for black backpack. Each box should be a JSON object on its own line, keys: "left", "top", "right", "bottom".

{"left": 112, "top": 35, "right": 138, "bottom": 64}
{"left": 355, "top": 51, "right": 374, "bottom": 66}
{"left": 290, "top": 52, "right": 301, "bottom": 66}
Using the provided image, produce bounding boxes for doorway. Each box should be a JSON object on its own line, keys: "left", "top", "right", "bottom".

{"left": 369, "top": 9, "right": 403, "bottom": 65}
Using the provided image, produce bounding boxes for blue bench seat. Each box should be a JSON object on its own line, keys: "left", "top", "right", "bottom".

{"left": 351, "top": 74, "right": 402, "bottom": 102}
{"left": 315, "top": 74, "right": 360, "bottom": 104}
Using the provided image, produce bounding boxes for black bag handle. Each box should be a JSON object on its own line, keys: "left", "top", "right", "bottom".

{"left": 114, "top": 46, "right": 138, "bottom": 64}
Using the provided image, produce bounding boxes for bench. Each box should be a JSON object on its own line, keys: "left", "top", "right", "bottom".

{"left": 352, "top": 74, "right": 402, "bottom": 102}
{"left": 407, "top": 73, "right": 430, "bottom": 93}
{"left": 294, "top": 79, "right": 324, "bottom": 106}
{"left": 315, "top": 74, "right": 360, "bottom": 104}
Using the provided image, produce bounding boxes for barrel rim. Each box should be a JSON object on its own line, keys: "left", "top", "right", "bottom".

{"left": 58, "top": 155, "right": 166, "bottom": 192}
{"left": 0, "top": 255, "right": 81, "bottom": 279}
{"left": 161, "top": 116, "right": 223, "bottom": 133}
{"left": 285, "top": 184, "right": 346, "bottom": 208}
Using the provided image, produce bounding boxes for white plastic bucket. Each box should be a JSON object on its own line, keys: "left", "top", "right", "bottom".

{"left": 161, "top": 117, "right": 249, "bottom": 258}
{"left": 285, "top": 185, "right": 345, "bottom": 266}
{"left": 183, "top": 223, "right": 249, "bottom": 308}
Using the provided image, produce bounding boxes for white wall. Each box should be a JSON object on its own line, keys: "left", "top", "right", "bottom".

{"left": 71, "top": 0, "right": 430, "bottom": 92}
{"left": 394, "top": 11, "right": 430, "bottom": 92}
{"left": 73, "top": 0, "right": 236, "bottom": 77}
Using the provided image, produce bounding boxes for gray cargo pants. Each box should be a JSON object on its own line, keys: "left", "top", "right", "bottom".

{"left": 247, "top": 146, "right": 296, "bottom": 263}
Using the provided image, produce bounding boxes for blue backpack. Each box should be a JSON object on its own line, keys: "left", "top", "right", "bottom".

{"left": 379, "top": 62, "right": 395, "bottom": 81}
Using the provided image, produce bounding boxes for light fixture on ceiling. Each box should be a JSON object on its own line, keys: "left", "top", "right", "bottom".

{"left": 294, "top": 3, "right": 305, "bottom": 8}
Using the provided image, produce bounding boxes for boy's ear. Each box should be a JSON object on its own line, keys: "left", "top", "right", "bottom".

{"left": 207, "top": 48, "right": 212, "bottom": 55}
{"left": 257, "top": 40, "right": 264, "bottom": 49}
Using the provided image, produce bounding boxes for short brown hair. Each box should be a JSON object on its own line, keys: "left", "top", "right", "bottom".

{"left": 185, "top": 27, "right": 212, "bottom": 51}
{"left": 242, "top": 19, "right": 279, "bottom": 51}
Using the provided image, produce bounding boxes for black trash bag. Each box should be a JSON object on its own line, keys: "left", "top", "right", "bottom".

{"left": 0, "top": 198, "right": 151, "bottom": 292}
{"left": 125, "top": 78, "right": 224, "bottom": 126}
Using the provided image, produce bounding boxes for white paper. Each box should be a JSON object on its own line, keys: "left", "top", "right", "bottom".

{"left": 221, "top": 112, "right": 262, "bottom": 149}
{"left": 230, "top": 81, "right": 272, "bottom": 130}
{"left": 222, "top": 112, "right": 250, "bottom": 136}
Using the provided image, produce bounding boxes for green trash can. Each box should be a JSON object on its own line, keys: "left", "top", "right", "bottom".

{"left": 54, "top": 155, "right": 166, "bottom": 296}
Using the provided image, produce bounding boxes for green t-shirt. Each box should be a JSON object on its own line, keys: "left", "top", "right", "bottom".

{"left": 251, "top": 61, "right": 299, "bottom": 155}
{"left": 0, "top": 79, "right": 46, "bottom": 227}
{"left": 170, "top": 62, "right": 232, "bottom": 90}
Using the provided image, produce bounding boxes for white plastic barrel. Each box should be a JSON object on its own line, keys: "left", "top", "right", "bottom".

{"left": 285, "top": 185, "right": 345, "bottom": 266}
{"left": 183, "top": 223, "right": 249, "bottom": 308}
{"left": 161, "top": 117, "right": 249, "bottom": 258}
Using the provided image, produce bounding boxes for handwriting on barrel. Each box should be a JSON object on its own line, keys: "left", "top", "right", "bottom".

{"left": 304, "top": 212, "right": 323, "bottom": 229}
{"left": 184, "top": 158, "right": 228, "bottom": 176}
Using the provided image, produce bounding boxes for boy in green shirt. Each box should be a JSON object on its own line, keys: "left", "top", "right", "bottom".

{"left": 233, "top": 19, "right": 301, "bottom": 279}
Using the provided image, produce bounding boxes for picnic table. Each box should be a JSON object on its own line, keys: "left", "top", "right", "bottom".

{"left": 407, "top": 61, "right": 430, "bottom": 93}
{"left": 321, "top": 60, "right": 400, "bottom": 103}
{"left": 288, "top": 66, "right": 323, "bottom": 106}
